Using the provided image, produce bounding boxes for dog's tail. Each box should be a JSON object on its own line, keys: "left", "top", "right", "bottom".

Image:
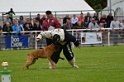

{"left": 59, "top": 57, "right": 64, "bottom": 60}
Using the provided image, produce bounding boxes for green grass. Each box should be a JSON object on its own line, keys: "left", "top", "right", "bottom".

{"left": 0, "top": 46, "right": 124, "bottom": 82}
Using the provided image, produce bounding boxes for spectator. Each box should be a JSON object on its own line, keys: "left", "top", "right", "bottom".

{"left": 93, "top": 13, "right": 99, "bottom": 24}
{"left": 110, "top": 17, "right": 121, "bottom": 45}
{"left": 107, "top": 13, "right": 114, "bottom": 28}
{"left": 24, "top": 23, "right": 32, "bottom": 31}
{"left": 23, "top": 18, "right": 33, "bottom": 30}
{"left": 88, "top": 18, "right": 99, "bottom": 31}
{"left": 41, "top": 15, "right": 46, "bottom": 25}
{"left": 76, "top": 21, "right": 85, "bottom": 29}
{"left": 84, "top": 12, "right": 91, "bottom": 28}
{"left": 71, "top": 14, "right": 78, "bottom": 28}
{"left": 3, "top": 8, "right": 15, "bottom": 23}
{"left": 110, "top": 17, "right": 121, "bottom": 28}
{"left": 35, "top": 14, "right": 42, "bottom": 25}
{"left": 63, "top": 14, "right": 70, "bottom": 26}
{"left": 12, "top": 20, "right": 22, "bottom": 35}
{"left": 120, "top": 20, "right": 124, "bottom": 27}
{"left": 2, "top": 22, "right": 13, "bottom": 35}
{"left": 99, "top": 14, "right": 107, "bottom": 28}
{"left": 63, "top": 18, "right": 73, "bottom": 29}
{"left": 78, "top": 13, "right": 84, "bottom": 28}
{"left": 3, "top": 15, "right": 12, "bottom": 25}
{"left": 120, "top": 20, "right": 124, "bottom": 39}
{"left": 18, "top": 15, "right": 24, "bottom": 25}
{"left": 33, "top": 20, "right": 42, "bottom": 31}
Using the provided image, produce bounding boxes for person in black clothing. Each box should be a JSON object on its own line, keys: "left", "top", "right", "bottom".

{"left": 107, "top": 13, "right": 113, "bottom": 28}
{"left": 63, "top": 15, "right": 70, "bottom": 26}
{"left": 36, "top": 28, "right": 80, "bottom": 69}
{"left": 3, "top": 8, "right": 15, "bottom": 23}
{"left": 2, "top": 22, "right": 13, "bottom": 35}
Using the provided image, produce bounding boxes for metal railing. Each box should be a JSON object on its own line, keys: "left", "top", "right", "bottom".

{"left": 0, "top": 28, "right": 124, "bottom": 50}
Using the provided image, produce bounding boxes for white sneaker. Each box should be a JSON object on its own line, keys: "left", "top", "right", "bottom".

{"left": 73, "top": 65, "right": 79, "bottom": 68}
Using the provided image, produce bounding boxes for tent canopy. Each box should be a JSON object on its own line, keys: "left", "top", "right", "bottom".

{"left": 0, "top": 0, "right": 95, "bottom": 15}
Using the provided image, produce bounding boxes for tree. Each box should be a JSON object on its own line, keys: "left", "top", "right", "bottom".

{"left": 85, "top": 0, "right": 107, "bottom": 12}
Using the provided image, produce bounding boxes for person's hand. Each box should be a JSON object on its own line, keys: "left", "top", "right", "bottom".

{"left": 36, "top": 38, "right": 40, "bottom": 42}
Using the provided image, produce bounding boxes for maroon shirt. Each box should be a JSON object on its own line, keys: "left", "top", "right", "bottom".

{"left": 42, "top": 17, "right": 61, "bottom": 31}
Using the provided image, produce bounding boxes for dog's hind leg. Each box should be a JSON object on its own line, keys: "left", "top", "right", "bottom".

{"left": 47, "top": 56, "right": 56, "bottom": 69}
{"left": 21, "top": 55, "right": 34, "bottom": 69}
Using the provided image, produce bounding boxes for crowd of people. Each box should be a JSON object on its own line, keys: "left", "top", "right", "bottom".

{"left": 0, "top": 8, "right": 124, "bottom": 35}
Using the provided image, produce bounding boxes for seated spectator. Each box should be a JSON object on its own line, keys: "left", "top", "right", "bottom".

{"left": 18, "top": 15, "right": 24, "bottom": 25}
{"left": 24, "top": 23, "right": 32, "bottom": 31}
{"left": 76, "top": 21, "right": 85, "bottom": 29}
{"left": 23, "top": 18, "right": 33, "bottom": 30}
{"left": 2, "top": 22, "right": 13, "bottom": 35}
{"left": 63, "top": 14, "right": 70, "bottom": 26}
{"left": 41, "top": 15, "right": 46, "bottom": 25}
{"left": 93, "top": 13, "right": 99, "bottom": 24}
{"left": 88, "top": 18, "right": 99, "bottom": 31}
{"left": 78, "top": 13, "right": 84, "bottom": 27}
{"left": 63, "top": 18, "right": 72, "bottom": 29}
{"left": 99, "top": 14, "right": 107, "bottom": 28}
{"left": 3, "top": 15, "right": 12, "bottom": 26}
{"left": 33, "top": 20, "right": 42, "bottom": 34}
{"left": 12, "top": 20, "right": 22, "bottom": 35}
{"left": 71, "top": 14, "right": 78, "bottom": 28}
{"left": 84, "top": 12, "right": 91, "bottom": 28}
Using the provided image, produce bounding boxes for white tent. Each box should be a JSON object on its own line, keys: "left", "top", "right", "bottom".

{"left": 0, "top": 0, "right": 95, "bottom": 15}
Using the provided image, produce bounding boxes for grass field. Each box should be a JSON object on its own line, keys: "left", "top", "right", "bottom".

{"left": 0, "top": 46, "right": 124, "bottom": 82}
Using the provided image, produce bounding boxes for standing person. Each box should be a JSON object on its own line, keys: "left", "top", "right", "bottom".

{"left": 41, "top": 10, "right": 61, "bottom": 68}
{"left": 107, "top": 13, "right": 113, "bottom": 28}
{"left": 84, "top": 12, "right": 91, "bottom": 28}
{"left": 3, "top": 8, "right": 15, "bottom": 23}
{"left": 110, "top": 17, "right": 121, "bottom": 45}
{"left": 36, "top": 28, "right": 80, "bottom": 69}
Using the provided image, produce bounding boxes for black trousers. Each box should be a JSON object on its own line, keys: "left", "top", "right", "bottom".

{"left": 46, "top": 38, "right": 74, "bottom": 63}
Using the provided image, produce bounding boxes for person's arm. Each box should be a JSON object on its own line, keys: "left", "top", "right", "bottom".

{"left": 36, "top": 31, "right": 52, "bottom": 41}
{"left": 54, "top": 18, "right": 61, "bottom": 28}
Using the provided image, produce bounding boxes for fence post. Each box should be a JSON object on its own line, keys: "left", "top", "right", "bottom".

{"left": 108, "top": 31, "right": 110, "bottom": 46}
{"left": 35, "top": 31, "right": 37, "bottom": 50}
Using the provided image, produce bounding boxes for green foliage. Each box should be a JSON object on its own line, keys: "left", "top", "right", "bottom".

{"left": 85, "top": 0, "right": 107, "bottom": 12}
{"left": 0, "top": 46, "right": 124, "bottom": 82}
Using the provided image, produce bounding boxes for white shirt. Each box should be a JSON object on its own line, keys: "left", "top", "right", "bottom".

{"left": 71, "top": 17, "right": 78, "bottom": 24}
{"left": 37, "top": 29, "right": 65, "bottom": 41}
{"left": 110, "top": 20, "right": 120, "bottom": 28}
{"left": 88, "top": 22, "right": 99, "bottom": 29}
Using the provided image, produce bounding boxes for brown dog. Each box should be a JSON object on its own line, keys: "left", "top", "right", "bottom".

{"left": 21, "top": 43, "right": 60, "bottom": 69}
